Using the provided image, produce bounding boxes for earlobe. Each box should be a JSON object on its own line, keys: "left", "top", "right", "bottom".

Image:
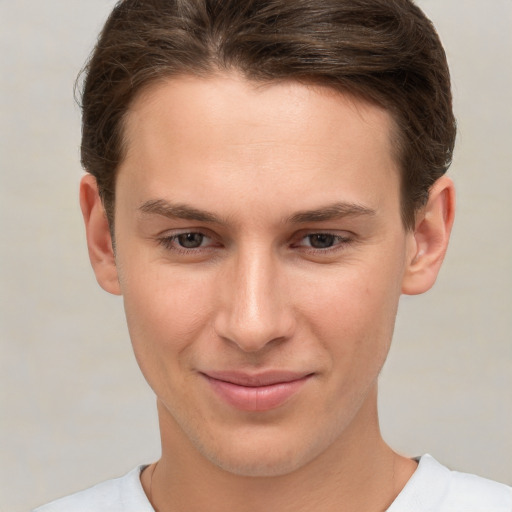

{"left": 79, "top": 174, "right": 121, "bottom": 295}
{"left": 401, "top": 176, "right": 455, "bottom": 295}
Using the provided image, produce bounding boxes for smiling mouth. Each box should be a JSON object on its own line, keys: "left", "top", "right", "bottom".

{"left": 201, "top": 371, "right": 314, "bottom": 412}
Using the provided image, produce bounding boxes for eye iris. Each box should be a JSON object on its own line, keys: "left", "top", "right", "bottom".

{"left": 177, "top": 233, "right": 204, "bottom": 248}
{"left": 309, "top": 234, "right": 335, "bottom": 249}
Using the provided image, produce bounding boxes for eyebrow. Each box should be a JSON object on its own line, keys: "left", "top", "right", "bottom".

{"left": 287, "top": 202, "right": 376, "bottom": 223}
{"left": 138, "top": 199, "right": 376, "bottom": 225}
{"left": 139, "top": 199, "right": 223, "bottom": 223}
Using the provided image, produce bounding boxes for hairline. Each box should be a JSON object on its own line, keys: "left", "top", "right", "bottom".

{"left": 104, "top": 69, "right": 412, "bottom": 236}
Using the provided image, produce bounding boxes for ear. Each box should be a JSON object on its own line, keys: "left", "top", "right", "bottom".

{"left": 79, "top": 174, "right": 121, "bottom": 295}
{"left": 401, "top": 176, "right": 455, "bottom": 295}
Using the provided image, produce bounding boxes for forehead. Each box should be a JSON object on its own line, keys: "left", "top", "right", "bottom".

{"left": 124, "top": 73, "right": 395, "bottom": 156}
{"left": 118, "top": 73, "right": 401, "bottom": 221}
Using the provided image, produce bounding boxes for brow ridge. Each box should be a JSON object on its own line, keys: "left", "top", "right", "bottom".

{"left": 139, "top": 199, "right": 376, "bottom": 225}
{"left": 288, "top": 202, "right": 376, "bottom": 223}
{"left": 139, "top": 199, "right": 221, "bottom": 223}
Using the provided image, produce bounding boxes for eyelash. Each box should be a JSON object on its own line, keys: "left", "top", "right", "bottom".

{"left": 157, "top": 232, "right": 216, "bottom": 254}
{"left": 294, "top": 233, "right": 353, "bottom": 253}
{"left": 156, "top": 231, "right": 354, "bottom": 255}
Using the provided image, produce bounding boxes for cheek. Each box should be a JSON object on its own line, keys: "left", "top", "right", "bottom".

{"left": 120, "top": 265, "right": 215, "bottom": 381}
{"left": 296, "top": 260, "right": 403, "bottom": 368}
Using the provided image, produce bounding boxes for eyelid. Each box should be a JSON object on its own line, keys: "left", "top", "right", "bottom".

{"left": 157, "top": 226, "right": 217, "bottom": 240}
{"left": 157, "top": 228, "right": 220, "bottom": 252}
{"left": 155, "top": 228, "right": 355, "bottom": 255}
{"left": 292, "top": 230, "right": 355, "bottom": 251}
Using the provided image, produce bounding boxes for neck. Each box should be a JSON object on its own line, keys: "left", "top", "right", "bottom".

{"left": 142, "top": 385, "right": 417, "bottom": 512}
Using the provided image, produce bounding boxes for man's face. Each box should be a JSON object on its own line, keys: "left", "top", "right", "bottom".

{"left": 112, "top": 74, "right": 415, "bottom": 476}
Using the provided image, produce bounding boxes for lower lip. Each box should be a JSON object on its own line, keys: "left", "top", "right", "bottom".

{"left": 204, "top": 375, "right": 312, "bottom": 412}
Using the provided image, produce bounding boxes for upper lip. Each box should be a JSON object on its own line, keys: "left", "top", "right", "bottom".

{"left": 201, "top": 370, "right": 313, "bottom": 387}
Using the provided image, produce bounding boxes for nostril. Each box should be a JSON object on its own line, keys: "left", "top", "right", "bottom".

{"left": 212, "top": 252, "right": 296, "bottom": 352}
{"left": 213, "top": 307, "right": 296, "bottom": 354}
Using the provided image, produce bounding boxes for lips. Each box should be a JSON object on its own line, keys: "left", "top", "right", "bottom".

{"left": 201, "top": 371, "right": 313, "bottom": 412}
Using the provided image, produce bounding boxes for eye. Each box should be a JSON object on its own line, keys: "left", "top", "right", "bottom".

{"left": 158, "top": 231, "right": 214, "bottom": 251}
{"left": 176, "top": 232, "right": 206, "bottom": 249}
{"left": 305, "top": 233, "right": 338, "bottom": 249}
{"left": 298, "top": 232, "right": 351, "bottom": 250}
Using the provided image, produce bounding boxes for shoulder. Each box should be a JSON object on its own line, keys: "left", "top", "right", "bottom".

{"left": 445, "top": 465, "right": 512, "bottom": 511}
{"left": 389, "top": 454, "right": 512, "bottom": 512}
{"left": 32, "top": 466, "right": 153, "bottom": 512}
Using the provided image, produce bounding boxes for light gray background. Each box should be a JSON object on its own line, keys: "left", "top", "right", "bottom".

{"left": 1, "top": 1, "right": 511, "bottom": 511}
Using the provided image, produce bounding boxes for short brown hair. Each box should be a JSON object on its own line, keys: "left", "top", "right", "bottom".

{"left": 78, "top": 0, "right": 456, "bottom": 229}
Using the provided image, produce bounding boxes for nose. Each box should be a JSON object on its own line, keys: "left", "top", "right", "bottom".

{"left": 213, "top": 247, "right": 296, "bottom": 353}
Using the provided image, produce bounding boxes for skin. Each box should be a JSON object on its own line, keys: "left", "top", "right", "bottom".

{"left": 81, "top": 73, "right": 455, "bottom": 512}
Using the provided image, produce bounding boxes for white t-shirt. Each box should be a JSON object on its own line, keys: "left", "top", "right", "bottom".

{"left": 33, "top": 454, "right": 512, "bottom": 512}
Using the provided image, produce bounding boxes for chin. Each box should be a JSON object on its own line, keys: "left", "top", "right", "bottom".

{"left": 191, "top": 425, "right": 330, "bottom": 478}
{"left": 204, "top": 448, "right": 308, "bottom": 478}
